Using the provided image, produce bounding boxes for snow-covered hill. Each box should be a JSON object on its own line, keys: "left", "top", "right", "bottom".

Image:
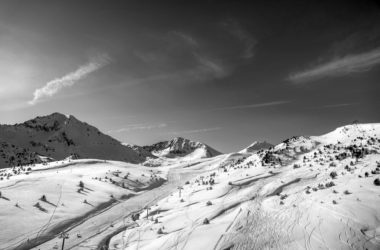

{"left": 107, "top": 123, "right": 380, "bottom": 250}
{"left": 1, "top": 122, "right": 380, "bottom": 250}
{"left": 142, "top": 137, "right": 221, "bottom": 159}
{"left": 0, "top": 113, "right": 148, "bottom": 168}
{"left": 0, "top": 159, "right": 166, "bottom": 250}
{"left": 239, "top": 141, "right": 273, "bottom": 154}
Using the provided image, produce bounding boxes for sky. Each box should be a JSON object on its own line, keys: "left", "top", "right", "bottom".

{"left": 0, "top": 0, "right": 379, "bottom": 153}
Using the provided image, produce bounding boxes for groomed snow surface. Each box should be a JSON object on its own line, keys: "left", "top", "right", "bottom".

{"left": 0, "top": 123, "right": 380, "bottom": 250}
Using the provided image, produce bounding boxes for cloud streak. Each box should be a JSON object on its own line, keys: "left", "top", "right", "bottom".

{"left": 171, "top": 31, "right": 199, "bottom": 47}
{"left": 108, "top": 123, "right": 167, "bottom": 133}
{"left": 29, "top": 53, "right": 111, "bottom": 105}
{"left": 322, "top": 103, "right": 354, "bottom": 108}
{"left": 166, "top": 127, "right": 221, "bottom": 135}
{"left": 222, "top": 20, "right": 257, "bottom": 59}
{"left": 288, "top": 47, "right": 380, "bottom": 83}
{"left": 212, "top": 100, "right": 290, "bottom": 111}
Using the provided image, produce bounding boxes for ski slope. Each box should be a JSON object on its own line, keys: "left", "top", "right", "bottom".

{"left": 108, "top": 123, "right": 380, "bottom": 250}
{"left": 1, "top": 123, "right": 380, "bottom": 250}
{"left": 0, "top": 159, "right": 166, "bottom": 249}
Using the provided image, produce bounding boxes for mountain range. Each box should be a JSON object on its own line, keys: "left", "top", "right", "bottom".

{"left": 0, "top": 113, "right": 379, "bottom": 250}
{"left": 0, "top": 113, "right": 221, "bottom": 168}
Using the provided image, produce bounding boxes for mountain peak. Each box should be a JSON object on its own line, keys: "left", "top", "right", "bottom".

{"left": 142, "top": 137, "right": 221, "bottom": 159}
{"left": 35, "top": 112, "right": 71, "bottom": 120}
{"left": 239, "top": 140, "right": 273, "bottom": 153}
{"left": 0, "top": 113, "right": 148, "bottom": 168}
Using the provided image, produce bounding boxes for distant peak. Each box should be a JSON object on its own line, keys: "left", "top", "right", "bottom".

{"left": 49, "top": 112, "right": 68, "bottom": 118}
{"left": 171, "top": 136, "right": 186, "bottom": 141}
{"left": 240, "top": 140, "right": 273, "bottom": 153}
{"left": 30, "top": 112, "right": 71, "bottom": 121}
{"left": 249, "top": 140, "right": 269, "bottom": 146}
{"left": 142, "top": 136, "right": 221, "bottom": 158}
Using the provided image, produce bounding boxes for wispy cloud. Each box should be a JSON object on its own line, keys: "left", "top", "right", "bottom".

{"left": 166, "top": 127, "right": 221, "bottom": 135}
{"left": 108, "top": 123, "right": 167, "bottom": 133}
{"left": 212, "top": 100, "right": 290, "bottom": 111}
{"left": 134, "top": 31, "right": 231, "bottom": 84}
{"left": 192, "top": 54, "right": 230, "bottom": 79}
{"left": 171, "top": 31, "right": 199, "bottom": 47}
{"left": 322, "top": 103, "right": 354, "bottom": 108}
{"left": 136, "top": 54, "right": 230, "bottom": 85}
{"left": 222, "top": 20, "right": 257, "bottom": 59}
{"left": 288, "top": 47, "right": 380, "bottom": 83}
{"left": 29, "top": 53, "right": 111, "bottom": 105}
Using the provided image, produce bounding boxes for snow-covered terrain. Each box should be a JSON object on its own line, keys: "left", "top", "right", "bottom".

{"left": 1, "top": 122, "right": 380, "bottom": 250}
{"left": 107, "top": 123, "right": 380, "bottom": 250}
{"left": 0, "top": 159, "right": 166, "bottom": 250}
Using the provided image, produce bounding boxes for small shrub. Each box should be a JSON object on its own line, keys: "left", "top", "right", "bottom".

{"left": 325, "top": 181, "right": 335, "bottom": 188}
{"left": 79, "top": 181, "right": 84, "bottom": 188}
{"left": 374, "top": 178, "right": 380, "bottom": 186}
{"left": 330, "top": 171, "right": 337, "bottom": 179}
{"left": 206, "top": 201, "right": 212, "bottom": 206}
{"left": 332, "top": 200, "right": 337, "bottom": 204}
{"left": 203, "top": 218, "right": 210, "bottom": 224}
{"left": 344, "top": 190, "right": 351, "bottom": 195}
{"left": 157, "top": 228, "right": 164, "bottom": 234}
{"left": 365, "top": 172, "right": 369, "bottom": 178}
{"left": 280, "top": 194, "right": 288, "bottom": 200}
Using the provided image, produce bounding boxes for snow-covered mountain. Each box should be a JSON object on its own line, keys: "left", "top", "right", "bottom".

{"left": 107, "top": 123, "right": 380, "bottom": 250}
{"left": 142, "top": 137, "right": 221, "bottom": 159}
{"left": 1, "top": 122, "right": 380, "bottom": 250}
{"left": 0, "top": 113, "right": 147, "bottom": 168}
{"left": 239, "top": 141, "right": 273, "bottom": 153}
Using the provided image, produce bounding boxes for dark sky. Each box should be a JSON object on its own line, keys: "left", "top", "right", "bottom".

{"left": 0, "top": 0, "right": 379, "bottom": 152}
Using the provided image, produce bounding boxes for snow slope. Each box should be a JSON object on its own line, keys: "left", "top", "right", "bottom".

{"left": 2, "top": 122, "right": 380, "bottom": 250}
{"left": 108, "top": 123, "right": 380, "bottom": 250}
{"left": 0, "top": 159, "right": 166, "bottom": 250}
